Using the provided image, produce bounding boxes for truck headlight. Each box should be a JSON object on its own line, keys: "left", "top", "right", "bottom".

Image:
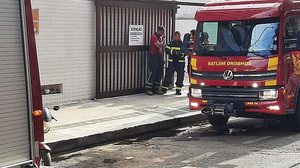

{"left": 259, "top": 89, "right": 278, "bottom": 100}
{"left": 191, "top": 88, "right": 202, "bottom": 98}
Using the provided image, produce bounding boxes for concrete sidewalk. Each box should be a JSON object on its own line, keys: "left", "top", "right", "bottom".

{"left": 45, "top": 87, "right": 206, "bottom": 153}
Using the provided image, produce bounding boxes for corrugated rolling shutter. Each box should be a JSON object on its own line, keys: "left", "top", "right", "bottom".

{"left": 0, "top": 0, "right": 33, "bottom": 167}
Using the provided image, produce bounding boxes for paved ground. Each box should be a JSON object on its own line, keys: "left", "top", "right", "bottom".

{"left": 45, "top": 118, "right": 300, "bottom": 168}
{"left": 44, "top": 84, "right": 207, "bottom": 153}
{"left": 46, "top": 76, "right": 191, "bottom": 143}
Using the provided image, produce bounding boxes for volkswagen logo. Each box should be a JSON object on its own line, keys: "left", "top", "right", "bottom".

{"left": 223, "top": 70, "right": 234, "bottom": 81}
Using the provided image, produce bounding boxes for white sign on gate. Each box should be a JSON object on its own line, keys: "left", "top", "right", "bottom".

{"left": 129, "top": 25, "right": 144, "bottom": 46}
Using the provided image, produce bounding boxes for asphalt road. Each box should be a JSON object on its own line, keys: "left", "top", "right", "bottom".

{"left": 46, "top": 118, "right": 300, "bottom": 168}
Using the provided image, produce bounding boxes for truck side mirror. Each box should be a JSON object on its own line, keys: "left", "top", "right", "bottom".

{"left": 284, "top": 38, "right": 297, "bottom": 51}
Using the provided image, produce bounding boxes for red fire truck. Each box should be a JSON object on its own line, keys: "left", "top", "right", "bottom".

{"left": 189, "top": 0, "right": 300, "bottom": 130}
{"left": 0, "top": 0, "right": 47, "bottom": 167}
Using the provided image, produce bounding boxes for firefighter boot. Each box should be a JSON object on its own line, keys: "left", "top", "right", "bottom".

{"left": 156, "top": 90, "right": 166, "bottom": 95}
{"left": 145, "top": 90, "right": 154, "bottom": 96}
{"left": 160, "top": 87, "right": 168, "bottom": 95}
{"left": 176, "top": 89, "right": 182, "bottom": 95}
{"left": 154, "top": 87, "right": 167, "bottom": 95}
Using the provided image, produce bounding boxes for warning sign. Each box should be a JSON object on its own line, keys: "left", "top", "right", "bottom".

{"left": 129, "top": 25, "right": 144, "bottom": 46}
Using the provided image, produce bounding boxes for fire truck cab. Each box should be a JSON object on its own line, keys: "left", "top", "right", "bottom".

{"left": 189, "top": 0, "right": 300, "bottom": 130}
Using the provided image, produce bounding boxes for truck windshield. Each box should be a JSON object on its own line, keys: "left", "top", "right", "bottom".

{"left": 194, "top": 18, "right": 280, "bottom": 57}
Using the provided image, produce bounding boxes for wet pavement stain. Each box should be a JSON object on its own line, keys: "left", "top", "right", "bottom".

{"left": 114, "top": 129, "right": 184, "bottom": 145}
{"left": 103, "top": 158, "right": 118, "bottom": 164}
{"left": 53, "top": 153, "right": 83, "bottom": 162}
{"left": 114, "top": 138, "right": 139, "bottom": 145}
{"left": 218, "top": 127, "right": 248, "bottom": 135}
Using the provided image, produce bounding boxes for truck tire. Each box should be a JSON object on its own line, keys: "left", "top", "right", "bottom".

{"left": 208, "top": 115, "right": 229, "bottom": 127}
{"left": 290, "top": 93, "right": 300, "bottom": 132}
{"left": 41, "top": 150, "right": 51, "bottom": 166}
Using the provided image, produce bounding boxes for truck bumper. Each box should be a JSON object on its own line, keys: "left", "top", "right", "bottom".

{"left": 189, "top": 97, "right": 286, "bottom": 116}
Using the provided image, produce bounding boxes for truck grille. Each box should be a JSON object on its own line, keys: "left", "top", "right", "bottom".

{"left": 201, "top": 87, "right": 259, "bottom": 101}
{"left": 192, "top": 71, "right": 277, "bottom": 81}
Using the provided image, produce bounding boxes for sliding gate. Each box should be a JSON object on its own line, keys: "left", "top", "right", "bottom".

{"left": 96, "top": 0, "right": 177, "bottom": 98}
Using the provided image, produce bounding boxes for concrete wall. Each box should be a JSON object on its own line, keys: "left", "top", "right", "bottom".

{"left": 31, "top": 0, "right": 96, "bottom": 105}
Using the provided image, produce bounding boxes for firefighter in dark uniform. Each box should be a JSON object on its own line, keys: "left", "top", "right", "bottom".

{"left": 161, "top": 31, "right": 185, "bottom": 95}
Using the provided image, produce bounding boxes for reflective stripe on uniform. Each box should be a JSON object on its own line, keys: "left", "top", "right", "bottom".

{"left": 146, "top": 81, "right": 153, "bottom": 89}
{"left": 176, "top": 87, "right": 182, "bottom": 90}
{"left": 147, "top": 72, "right": 153, "bottom": 83}
{"left": 146, "top": 81, "right": 153, "bottom": 85}
{"left": 162, "top": 86, "right": 169, "bottom": 90}
{"left": 166, "top": 46, "right": 181, "bottom": 51}
{"left": 168, "top": 59, "right": 185, "bottom": 63}
{"left": 170, "top": 47, "right": 181, "bottom": 50}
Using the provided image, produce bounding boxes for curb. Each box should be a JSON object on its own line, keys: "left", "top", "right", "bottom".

{"left": 47, "top": 113, "right": 207, "bottom": 154}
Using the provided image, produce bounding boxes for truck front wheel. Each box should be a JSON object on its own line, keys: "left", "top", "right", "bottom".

{"left": 40, "top": 150, "right": 51, "bottom": 166}
{"left": 208, "top": 115, "right": 229, "bottom": 127}
{"left": 290, "top": 93, "right": 300, "bottom": 132}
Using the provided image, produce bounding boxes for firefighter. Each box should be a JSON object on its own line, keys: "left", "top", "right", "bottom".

{"left": 182, "top": 29, "right": 196, "bottom": 55}
{"left": 161, "top": 31, "right": 185, "bottom": 95}
{"left": 145, "top": 26, "right": 165, "bottom": 95}
{"left": 182, "top": 29, "right": 196, "bottom": 74}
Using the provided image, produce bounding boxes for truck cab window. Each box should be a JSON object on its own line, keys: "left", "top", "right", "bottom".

{"left": 284, "top": 16, "right": 300, "bottom": 51}
{"left": 203, "top": 22, "right": 218, "bottom": 44}
{"left": 195, "top": 18, "right": 279, "bottom": 57}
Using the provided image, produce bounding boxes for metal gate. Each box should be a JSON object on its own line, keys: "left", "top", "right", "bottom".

{"left": 0, "top": 0, "right": 33, "bottom": 167}
{"left": 96, "top": 0, "right": 177, "bottom": 98}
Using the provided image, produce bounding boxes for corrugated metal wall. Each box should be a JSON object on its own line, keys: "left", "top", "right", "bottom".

{"left": 96, "top": 1, "right": 177, "bottom": 98}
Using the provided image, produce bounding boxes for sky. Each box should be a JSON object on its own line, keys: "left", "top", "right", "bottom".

{"left": 176, "top": 0, "right": 210, "bottom": 19}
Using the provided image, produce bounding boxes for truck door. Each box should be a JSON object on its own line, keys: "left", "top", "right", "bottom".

{"left": 283, "top": 14, "right": 300, "bottom": 110}
{"left": 0, "top": 0, "right": 34, "bottom": 167}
